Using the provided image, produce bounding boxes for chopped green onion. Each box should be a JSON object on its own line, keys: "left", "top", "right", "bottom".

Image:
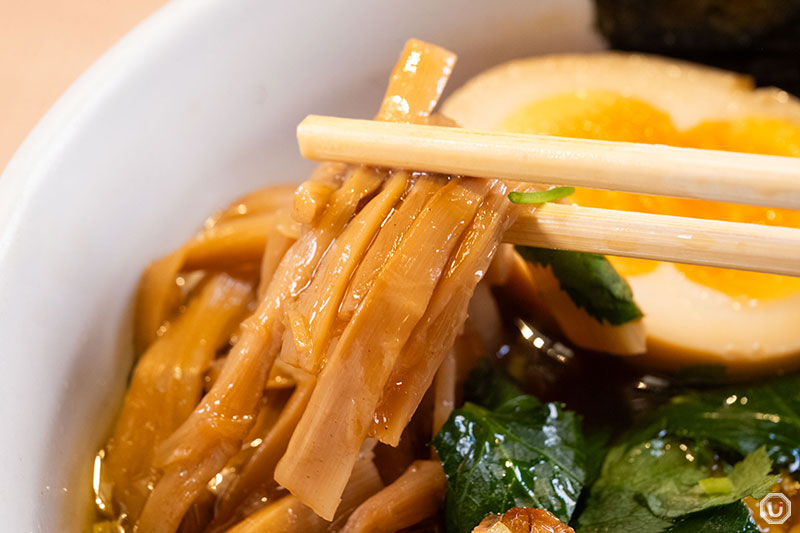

{"left": 508, "top": 186, "right": 575, "bottom": 205}
{"left": 698, "top": 476, "right": 734, "bottom": 496}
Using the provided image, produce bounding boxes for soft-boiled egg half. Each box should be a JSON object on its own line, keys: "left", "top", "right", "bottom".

{"left": 442, "top": 53, "right": 800, "bottom": 375}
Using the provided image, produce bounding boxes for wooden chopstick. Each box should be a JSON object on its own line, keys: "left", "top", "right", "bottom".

{"left": 298, "top": 115, "right": 800, "bottom": 210}
{"left": 510, "top": 203, "right": 800, "bottom": 277}
{"left": 296, "top": 114, "right": 800, "bottom": 277}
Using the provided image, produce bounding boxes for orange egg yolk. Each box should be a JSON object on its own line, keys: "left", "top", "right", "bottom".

{"left": 501, "top": 90, "right": 800, "bottom": 300}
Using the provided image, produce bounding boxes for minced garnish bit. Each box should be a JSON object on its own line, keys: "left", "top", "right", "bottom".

{"left": 508, "top": 187, "right": 575, "bottom": 205}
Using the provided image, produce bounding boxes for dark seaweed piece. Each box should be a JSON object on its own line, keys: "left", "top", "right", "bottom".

{"left": 594, "top": 0, "right": 800, "bottom": 95}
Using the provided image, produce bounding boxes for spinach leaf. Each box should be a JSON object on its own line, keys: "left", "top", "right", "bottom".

{"left": 516, "top": 247, "right": 643, "bottom": 326}
{"left": 664, "top": 502, "right": 759, "bottom": 533}
{"left": 433, "top": 395, "right": 587, "bottom": 533}
{"left": 632, "top": 376, "right": 800, "bottom": 470}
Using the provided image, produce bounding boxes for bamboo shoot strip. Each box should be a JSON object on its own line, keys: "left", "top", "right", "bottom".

{"left": 292, "top": 162, "right": 349, "bottom": 225}
{"left": 339, "top": 173, "right": 444, "bottom": 322}
{"left": 215, "top": 183, "right": 298, "bottom": 224}
{"left": 341, "top": 460, "right": 447, "bottom": 533}
{"left": 134, "top": 186, "right": 295, "bottom": 351}
{"left": 134, "top": 38, "right": 460, "bottom": 531}
{"left": 105, "top": 274, "right": 253, "bottom": 521}
{"left": 274, "top": 178, "right": 491, "bottom": 519}
{"left": 135, "top": 168, "right": 381, "bottom": 533}
{"left": 376, "top": 40, "right": 456, "bottom": 123}
{"left": 225, "top": 453, "right": 384, "bottom": 533}
{"left": 373, "top": 183, "right": 515, "bottom": 445}
{"left": 210, "top": 364, "right": 316, "bottom": 530}
{"left": 257, "top": 216, "right": 297, "bottom": 299}
{"left": 284, "top": 169, "right": 407, "bottom": 373}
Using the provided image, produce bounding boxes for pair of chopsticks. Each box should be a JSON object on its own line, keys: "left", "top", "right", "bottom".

{"left": 296, "top": 115, "right": 800, "bottom": 277}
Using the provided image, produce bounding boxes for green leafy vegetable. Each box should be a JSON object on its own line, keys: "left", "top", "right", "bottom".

{"left": 664, "top": 502, "right": 759, "bottom": 533}
{"left": 698, "top": 477, "right": 733, "bottom": 496}
{"left": 577, "top": 441, "right": 775, "bottom": 532}
{"left": 516, "top": 247, "right": 643, "bottom": 325}
{"left": 464, "top": 361, "right": 610, "bottom": 483}
{"left": 644, "top": 447, "right": 776, "bottom": 518}
{"left": 631, "top": 375, "right": 800, "bottom": 469}
{"left": 508, "top": 186, "right": 575, "bottom": 204}
{"left": 433, "top": 391, "right": 587, "bottom": 533}
{"left": 576, "top": 374, "right": 800, "bottom": 532}
{"left": 438, "top": 365, "right": 797, "bottom": 533}
{"left": 577, "top": 439, "right": 686, "bottom": 533}
{"left": 582, "top": 428, "right": 612, "bottom": 486}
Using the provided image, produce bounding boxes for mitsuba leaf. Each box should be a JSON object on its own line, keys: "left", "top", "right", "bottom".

{"left": 433, "top": 393, "right": 587, "bottom": 533}
{"left": 644, "top": 447, "right": 776, "bottom": 518}
{"left": 577, "top": 441, "right": 775, "bottom": 532}
{"left": 516, "top": 247, "right": 643, "bottom": 326}
{"left": 575, "top": 374, "right": 799, "bottom": 532}
{"left": 577, "top": 438, "right": 687, "bottom": 533}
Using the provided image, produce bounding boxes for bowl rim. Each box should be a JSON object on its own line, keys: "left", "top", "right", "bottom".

{"left": 0, "top": 0, "right": 237, "bottom": 527}
{"left": 0, "top": 0, "right": 223, "bottom": 261}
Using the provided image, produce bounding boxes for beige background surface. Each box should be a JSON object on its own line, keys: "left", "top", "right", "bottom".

{"left": 0, "top": 0, "right": 167, "bottom": 172}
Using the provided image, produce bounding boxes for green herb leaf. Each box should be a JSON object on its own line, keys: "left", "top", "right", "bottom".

{"left": 433, "top": 394, "right": 587, "bottom": 533}
{"left": 508, "top": 187, "right": 575, "bottom": 205}
{"left": 577, "top": 441, "right": 775, "bottom": 532}
{"left": 631, "top": 375, "right": 800, "bottom": 469}
{"left": 644, "top": 447, "right": 776, "bottom": 518}
{"left": 575, "top": 375, "right": 799, "bottom": 532}
{"left": 516, "top": 247, "right": 643, "bottom": 325}
{"left": 664, "top": 502, "right": 759, "bottom": 533}
{"left": 577, "top": 438, "right": 690, "bottom": 533}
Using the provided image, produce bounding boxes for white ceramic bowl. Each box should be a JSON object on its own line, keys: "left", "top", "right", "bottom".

{"left": 0, "top": 1, "right": 602, "bottom": 530}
